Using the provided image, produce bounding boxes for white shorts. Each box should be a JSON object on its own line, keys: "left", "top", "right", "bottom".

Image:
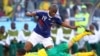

{"left": 27, "top": 31, "right": 54, "bottom": 48}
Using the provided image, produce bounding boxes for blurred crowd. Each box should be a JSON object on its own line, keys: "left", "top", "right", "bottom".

{"left": 0, "top": 0, "right": 99, "bottom": 20}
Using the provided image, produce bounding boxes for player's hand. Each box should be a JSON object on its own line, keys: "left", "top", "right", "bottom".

{"left": 72, "top": 26, "right": 79, "bottom": 29}
{"left": 26, "top": 12, "right": 32, "bottom": 16}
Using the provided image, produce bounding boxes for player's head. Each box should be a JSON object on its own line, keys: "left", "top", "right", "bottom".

{"left": 89, "top": 24, "right": 94, "bottom": 31}
{"left": 0, "top": 26, "right": 5, "bottom": 34}
{"left": 49, "top": 4, "right": 57, "bottom": 17}
{"left": 24, "top": 23, "right": 28, "bottom": 30}
{"left": 11, "top": 22, "right": 16, "bottom": 29}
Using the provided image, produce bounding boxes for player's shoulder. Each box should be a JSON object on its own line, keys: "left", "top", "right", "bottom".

{"left": 54, "top": 14, "right": 61, "bottom": 19}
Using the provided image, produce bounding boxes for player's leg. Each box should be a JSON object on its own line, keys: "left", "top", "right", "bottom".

{"left": 17, "top": 32, "right": 39, "bottom": 56}
{"left": 24, "top": 41, "right": 33, "bottom": 52}
{"left": 16, "top": 42, "right": 32, "bottom": 56}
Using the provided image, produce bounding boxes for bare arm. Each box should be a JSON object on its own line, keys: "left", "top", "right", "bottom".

{"left": 61, "top": 20, "right": 77, "bottom": 29}
{"left": 26, "top": 12, "right": 36, "bottom": 17}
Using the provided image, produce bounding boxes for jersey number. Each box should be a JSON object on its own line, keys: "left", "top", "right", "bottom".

{"left": 42, "top": 16, "right": 47, "bottom": 21}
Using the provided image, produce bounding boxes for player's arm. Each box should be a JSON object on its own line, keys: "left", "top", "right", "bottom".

{"left": 55, "top": 16, "right": 78, "bottom": 29}
{"left": 61, "top": 20, "right": 77, "bottom": 29}
{"left": 26, "top": 12, "right": 36, "bottom": 17}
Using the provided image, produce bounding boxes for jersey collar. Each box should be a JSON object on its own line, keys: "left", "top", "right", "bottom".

{"left": 47, "top": 11, "right": 53, "bottom": 18}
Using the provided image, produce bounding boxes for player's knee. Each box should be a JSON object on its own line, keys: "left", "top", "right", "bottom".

{"left": 24, "top": 41, "right": 33, "bottom": 51}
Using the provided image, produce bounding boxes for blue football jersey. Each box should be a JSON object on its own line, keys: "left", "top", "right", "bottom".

{"left": 34, "top": 11, "right": 62, "bottom": 38}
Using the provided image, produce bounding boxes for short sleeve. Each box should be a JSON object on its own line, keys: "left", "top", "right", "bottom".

{"left": 36, "top": 12, "right": 42, "bottom": 17}
{"left": 35, "top": 11, "right": 43, "bottom": 20}
{"left": 35, "top": 10, "right": 46, "bottom": 17}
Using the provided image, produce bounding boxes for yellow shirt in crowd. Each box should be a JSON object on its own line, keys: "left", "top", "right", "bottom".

{"left": 3, "top": 0, "right": 13, "bottom": 18}
{"left": 39, "top": 1, "right": 51, "bottom": 11}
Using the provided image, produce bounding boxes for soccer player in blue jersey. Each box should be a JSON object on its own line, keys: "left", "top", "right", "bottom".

{"left": 17, "top": 4, "right": 78, "bottom": 56}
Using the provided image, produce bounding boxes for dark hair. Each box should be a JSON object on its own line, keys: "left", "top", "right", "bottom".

{"left": 0, "top": 26, "right": 5, "bottom": 31}
{"left": 49, "top": 4, "right": 58, "bottom": 11}
{"left": 73, "top": 5, "right": 78, "bottom": 12}
{"left": 0, "top": 26, "right": 5, "bottom": 29}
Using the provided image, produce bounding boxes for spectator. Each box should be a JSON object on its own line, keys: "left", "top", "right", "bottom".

{"left": 3, "top": 0, "right": 13, "bottom": 18}
{"left": 6, "top": 22, "right": 19, "bottom": 56}
{"left": 39, "top": 0, "right": 51, "bottom": 11}
{"left": 25, "top": 0, "right": 36, "bottom": 12}
{"left": 0, "top": 26, "right": 9, "bottom": 56}
{"left": 84, "top": 24, "right": 100, "bottom": 56}
{"left": 18, "top": 23, "right": 31, "bottom": 43}
{"left": 75, "top": 5, "right": 90, "bottom": 34}
{"left": 18, "top": 23, "right": 31, "bottom": 49}
{"left": 81, "top": 4, "right": 90, "bottom": 25}
{"left": 58, "top": 0, "right": 68, "bottom": 21}
{"left": 15, "top": 5, "right": 25, "bottom": 18}
{"left": 6, "top": 22, "right": 19, "bottom": 46}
